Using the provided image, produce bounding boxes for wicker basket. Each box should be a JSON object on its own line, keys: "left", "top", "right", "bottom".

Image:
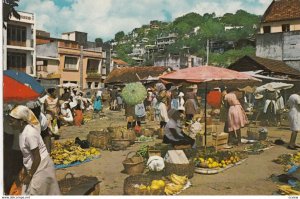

{"left": 123, "top": 151, "right": 145, "bottom": 175}
{"left": 87, "top": 130, "right": 110, "bottom": 150}
{"left": 247, "top": 126, "right": 268, "bottom": 141}
{"left": 58, "top": 173, "right": 100, "bottom": 195}
{"left": 164, "top": 161, "right": 195, "bottom": 179}
{"left": 143, "top": 128, "right": 155, "bottom": 137}
{"left": 123, "top": 174, "right": 164, "bottom": 195}
{"left": 111, "top": 139, "right": 131, "bottom": 151}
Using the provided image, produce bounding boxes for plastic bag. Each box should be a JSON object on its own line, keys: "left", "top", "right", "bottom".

{"left": 147, "top": 156, "right": 165, "bottom": 171}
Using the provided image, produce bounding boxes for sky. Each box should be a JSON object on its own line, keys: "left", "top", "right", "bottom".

{"left": 19, "top": 0, "right": 272, "bottom": 41}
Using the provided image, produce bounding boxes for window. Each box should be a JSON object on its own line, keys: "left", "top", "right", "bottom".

{"left": 87, "top": 82, "right": 92, "bottom": 89}
{"left": 87, "top": 59, "right": 100, "bottom": 73}
{"left": 37, "top": 60, "right": 48, "bottom": 72}
{"left": 282, "top": 24, "right": 290, "bottom": 32}
{"left": 64, "top": 56, "right": 78, "bottom": 70}
{"left": 7, "top": 52, "right": 26, "bottom": 72}
{"left": 94, "top": 82, "right": 99, "bottom": 88}
{"left": 263, "top": 26, "right": 271, "bottom": 33}
{"left": 7, "top": 25, "right": 26, "bottom": 46}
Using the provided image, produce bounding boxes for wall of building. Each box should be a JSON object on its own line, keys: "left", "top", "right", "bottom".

{"left": 256, "top": 32, "right": 283, "bottom": 60}
{"left": 260, "top": 20, "right": 300, "bottom": 33}
{"left": 256, "top": 31, "right": 300, "bottom": 71}
{"left": 36, "top": 42, "right": 58, "bottom": 57}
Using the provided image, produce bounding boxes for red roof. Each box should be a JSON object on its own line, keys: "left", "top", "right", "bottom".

{"left": 262, "top": 0, "right": 300, "bottom": 23}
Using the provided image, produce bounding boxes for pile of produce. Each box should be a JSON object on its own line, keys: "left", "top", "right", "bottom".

{"left": 278, "top": 185, "right": 300, "bottom": 195}
{"left": 136, "top": 135, "right": 154, "bottom": 142}
{"left": 194, "top": 151, "right": 247, "bottom": 169}
{"left": 137, "top": 144, "right": 149, "bottom": 159}
{"left": 164, "top": 174, "right": 189, "bottom": 195}
{"left": 51, "top": 140, "right": 100, "bottom": 165}
{"left": 244, "top": 141, "right": 271, "bottom": 152}
{"left": 134, "top": 174, "right": 189, "bottom": 195}
{"left": 273, "top": 152, "right": 300, "bottom": 166}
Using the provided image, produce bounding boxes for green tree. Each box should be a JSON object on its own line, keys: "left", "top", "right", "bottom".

{"left": 95, "top": 38, "right": 103, "bottom": 44}
{"left": 115, "top": 31, "right": 125, "bottom": 42}
{"left": 3, "top": 0, "right": 20, "bottom": 29}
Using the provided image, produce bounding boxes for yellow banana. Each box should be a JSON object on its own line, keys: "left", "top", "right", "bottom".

{"left": 170, "top": 174, "right": 186, "bottom": 185}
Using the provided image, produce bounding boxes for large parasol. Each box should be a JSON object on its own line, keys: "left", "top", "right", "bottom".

{"left": 255, "top": 82, "right": 294, "bottom": 93}
{"left": 121, "top": 82, "right": 147, "bottom": 106}
{"left": 160, "top": 66, "right": 261, "bottom": 146}
{"left": 4, "top": 70, "right": 45, "bottom": 103}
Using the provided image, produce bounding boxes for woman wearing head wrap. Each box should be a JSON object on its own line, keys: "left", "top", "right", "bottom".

{"left": 9, "top": 105, "right": 60, "bottom": 195}
{"left": 93, "top": 96, "right": 102, "bottom": 113}
{"left": 73, "top": 103, "right": 83, "bottom": 127}
{"left": 27, "top": 101, "right": 51, "bottom": 153}
{"left": 163, "top": 109, "right": 195, "bottom": 148}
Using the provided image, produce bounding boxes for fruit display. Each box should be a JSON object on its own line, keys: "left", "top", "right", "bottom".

{"left": 194, "top": 151, "right": 247, "bottom": 169}
{"left": 132, "top": 174, "right": 189, "bottom": 195}
{"left": 134, "top": 179, "right": 166, "bottom": 194}
{"left": 51, "top": 140, "right": 100, "bottom": 165}
{"left": 164, "top": 174, "right": 189, "bottom": 195}
{"left": 278, "top": 185, "right": 300, "bottom": 195}
{"left": 273, "top": 152, "right": 300, "bottom": 166}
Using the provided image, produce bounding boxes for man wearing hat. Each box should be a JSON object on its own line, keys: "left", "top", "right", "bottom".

{"left": 263, "top": 85, "right": 279, "bottom": 126}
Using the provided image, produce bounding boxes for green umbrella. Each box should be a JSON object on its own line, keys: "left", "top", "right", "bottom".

{"left": 121, "top": 82, "right": 147, "bottom": 105}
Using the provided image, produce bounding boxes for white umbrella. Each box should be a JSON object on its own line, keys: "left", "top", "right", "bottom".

{"left": 57, "top": 83, "right": 79, "bottom": 88}
{"left": 255, "top": 82, "right": 294, "bottom": 93}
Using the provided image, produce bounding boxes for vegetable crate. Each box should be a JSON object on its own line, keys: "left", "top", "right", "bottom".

{"left": 212, "top": 132, "right": 229, "bottom": 150}
{"left": 196, "top": 134, "right": 213, "bottom": 147}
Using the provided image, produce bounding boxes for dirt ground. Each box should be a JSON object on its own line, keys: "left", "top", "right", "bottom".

{"left": 55, "top": 108, "right": 299, "bottom": 195}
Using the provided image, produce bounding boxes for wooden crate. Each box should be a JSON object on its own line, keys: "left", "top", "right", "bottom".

{"left": 196, "top": 134, "right": 213, "bottom": 147}
{"left": 212, "top": 132, "right": 229, "bottom": 150}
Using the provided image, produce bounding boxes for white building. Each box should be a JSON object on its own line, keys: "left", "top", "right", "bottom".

{"left": 3, "top": 11, "right": 36, "bottom": 76}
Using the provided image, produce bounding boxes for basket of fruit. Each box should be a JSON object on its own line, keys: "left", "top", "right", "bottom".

{"left": 122, "top": 151, "right": 145, "bottom": 175}
{"left": 123, "top": 174, "right": 165, "bottom": 195}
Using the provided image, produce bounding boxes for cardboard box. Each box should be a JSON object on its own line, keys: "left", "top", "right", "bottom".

{"left": 164, "top": 150, "right": 189, "bottom": 164}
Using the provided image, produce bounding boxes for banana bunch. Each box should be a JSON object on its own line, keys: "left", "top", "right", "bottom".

{"left": 278, "top": 185, "right": 300, "bottom": 195}
{"left": 51, "top": 140, "right": 100, "bottom": 165}
{"left": 164, "top": 183, "right": 184, "bottom": 195}
{"left": 169, "top": 174, "right": 188, "bottom": 185}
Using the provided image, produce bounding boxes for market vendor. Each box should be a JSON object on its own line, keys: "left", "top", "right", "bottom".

{"left": 163, "top": 109, "right": 195, "bottom": 148}
{"left": 9, "top": 105, "right": 60, "bottom": 195}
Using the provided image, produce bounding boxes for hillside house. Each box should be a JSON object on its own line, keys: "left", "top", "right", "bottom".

{"left": 256, "top": 0, "right": 300, "bottom": 71}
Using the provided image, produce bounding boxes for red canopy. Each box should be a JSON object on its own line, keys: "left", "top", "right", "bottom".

{"left": 160, "top": 66, "right": 260, "bottom": 86}
{"left": 3, "top": 76, "right": 41, "bottom": 102}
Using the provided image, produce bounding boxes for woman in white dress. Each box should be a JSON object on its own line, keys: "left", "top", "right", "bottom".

{"left": 287, "top": 92, "right": 300, "bottom": 150}
{"left": 9, "top": 105, "right": 60, "bottom": 195}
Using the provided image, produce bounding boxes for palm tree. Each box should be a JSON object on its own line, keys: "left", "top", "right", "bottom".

{"left": 3, "top": 0, "right": 20, "bottom": 29}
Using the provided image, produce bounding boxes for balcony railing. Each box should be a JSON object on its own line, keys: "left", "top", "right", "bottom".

{"left": 7, "top": 40, "right": 26, "bottom": 47}
{"left": 8, "top": 66, "right": 27, "bottom": 73}
{"left": 86, "top": 72, "right": 101, "bottom": 78}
